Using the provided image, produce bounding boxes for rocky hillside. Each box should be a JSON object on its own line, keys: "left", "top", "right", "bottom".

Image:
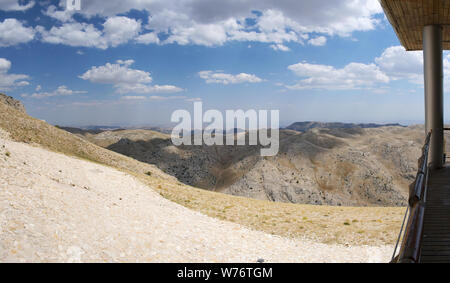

{"left": 0, "top": 93, "right": 26, "bottom": 113}
{"left": 67, "top": 125, "right": 426, "bottom": 207}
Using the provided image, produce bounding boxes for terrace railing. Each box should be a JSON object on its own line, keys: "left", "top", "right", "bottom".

{"left": 391, "top": 131, "right": 432, "bottom": 263}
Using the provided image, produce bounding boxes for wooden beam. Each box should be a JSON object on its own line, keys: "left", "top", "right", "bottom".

{"left": 381, "top": 0, "right": 450, "bottom": 50}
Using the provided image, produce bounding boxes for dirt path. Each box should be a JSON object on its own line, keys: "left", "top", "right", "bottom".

{"left": 0, "top": 136, "right": 393, "bottom": 263}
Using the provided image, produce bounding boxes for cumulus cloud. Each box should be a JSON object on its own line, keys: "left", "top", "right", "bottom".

{"left": 23, "top": 85, "right": 87, "bottom": 99}
{"left": 80, "top": 60, "right": 183, "bottom": 94}
{"left": 136, "top": 32, "right": 160, "bottom": 45}
{"left": 308, "top": 36, "right": 327, "bottom": 46}
{"left": 43, "top": 5, "right": 76, "bottom": 22}
{"left": 103, "top": 16, "right": 142, "bottom": 47}
{"left": 375, "top": 46, "right": 423, "bottom": 84}
{"left": 199, "top": 71, "right": 263, "bottom": 85}
{"left": 374, "top": 45, "right": 450, "bottom": 90}
{"left": 287, "top": 62, "right": 389, "bottom": 90}
{"left": 37, "top": 23, "right": 103, "bottom": 48}
{"left": 284, "top": 45, "right": 443, "bottom": 91}
{"left": 0, "top": 58, "right": 30, "bottom": 91}
{"left": 31, "top": 0, "right": 382, "bottom": 49}
{"left": 0, "top": 19, "right": 35, "bottom": 47}
{"left": 0, "top": 0, "right": 34, "bottom": 11}
{"left": 75, "top": 0, "right": 381, "bottom": 35}
{"left": 270, "top": 44, "right": 290, "bottom": 52}
{"left": 38, "top": 16, "right": 141, "bottom": 49}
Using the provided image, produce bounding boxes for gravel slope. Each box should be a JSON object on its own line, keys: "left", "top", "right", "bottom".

{"left": 0, "top": 135, "right": 393, "bottom": 263}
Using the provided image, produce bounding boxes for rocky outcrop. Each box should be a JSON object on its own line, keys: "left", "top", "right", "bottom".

{"left": 0, "top": 93, "right": 26, "bottom": 113}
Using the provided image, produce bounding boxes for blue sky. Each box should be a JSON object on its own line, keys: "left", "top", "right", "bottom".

{"left": 0, "top": 0, "right": 446, "bottom": 127}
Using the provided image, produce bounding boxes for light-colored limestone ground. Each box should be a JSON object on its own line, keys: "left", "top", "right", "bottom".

{"left": 0, "top": 136, "right": 393, "bottom": 263}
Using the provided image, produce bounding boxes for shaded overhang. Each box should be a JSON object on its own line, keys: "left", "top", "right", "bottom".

{"left": 380, "top": 0, "right": 450, "bottom": 50}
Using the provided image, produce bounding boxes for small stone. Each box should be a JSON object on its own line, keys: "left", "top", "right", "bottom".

{"left": 257, "top": 258, "right": 265, "bottom": 263}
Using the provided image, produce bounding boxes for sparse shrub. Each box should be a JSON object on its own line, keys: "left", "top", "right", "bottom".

{"left": 5, "top": 151, "right": 10, "bottom": 157}
{"left": 145, "top": 171, "right": 152, "bottom": 176}
{"left": 344, "top": 221, "right": 350, "bottom": 226}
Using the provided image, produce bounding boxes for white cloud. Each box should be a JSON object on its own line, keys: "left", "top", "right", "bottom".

{"left": 374, "top": 45, "right": 450, "bottom": 91}
{"left": 0, "top": 59, "right": 12, "bottom": 72}
{"left": 80, "top": 60, "right": 183, "bottom": 94}
{"left": 43, "top": 5, "right": 76, "bottom": 22}
{"left": 75, "top": 0, "right": 381, "bottom": 36}
{"left": 121, "top": 95, "right": 146, "bottom": 100}
{"left": 33, "top": 0, "right": 382, "bottom": 49}
{"left": 270, "top": 44, "right": 290, "bottom": 52}
{"left": 37, "top": 22, "right": 105, "bottom": 48}
{"left": 38, "top": 16, "right": 141, "bottom": 49}
{"left": 136, "top": 32, "right": 160, "bottom": 45}
{"left": 0, "top": 1, "right": 383, "bottom": 49}
{"left": 103, "top": 16, "right": 142, "bottom": 47}
{"left": 284, "top": 45, "right": 450, "bottom": 92}
{"left": 16, "top": 81, "right": 30, "bottom": 87}
{"left": 375, "top": 46, "right": 423, "bottom": 84}
{"left": 35, "top": 85, "right": 42, "bottom": 91}
{"left": 24, "top": 85, "right": 87, "bottom": 99}
{"left": 72, "top": 101, "right": 105, "bottom": 107}
{"left": 80, "top": 60, "right": 151, "bottom": 85}
{"left": 287, "top": 62, "right": 389, "bottom": 90}
{"left": 0, "top": 0, "right": 34, "bottom": 11}
{"left": 0, "top": 19, "right": 35, "bottom": 47}
{"left": 199, "top": 71, "right": 263, "bottom": 85}
{"left": 308, "top": 36, "right": 327, "bottom": 46}
{"left": 0, "top": 58, "right": 30, "bottom": 91}
{"left": 149, "top": 95, "right": 187, "bottom": 101}
{"left": 156, "top": 15, "right": 233, "bottom": 47}
{"left": 186, "top": 97, "right": 202, "bottom": 102}
{"left": 118, "top": 84, "right": 183, "bottom": 94}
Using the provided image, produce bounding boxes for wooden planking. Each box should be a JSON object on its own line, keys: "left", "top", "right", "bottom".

{"left": 420, "top": 165, "right": 450, "bottom": 263}
{"left": 381, "top": 0, "right": 450, "bottom": 50}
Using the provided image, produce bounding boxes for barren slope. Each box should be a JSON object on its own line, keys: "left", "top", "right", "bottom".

{"left": 0, "top": 133, "right": 393, "bottom": 262}
{"left": 76, "top": 126, "right": 424, "bottom": 206}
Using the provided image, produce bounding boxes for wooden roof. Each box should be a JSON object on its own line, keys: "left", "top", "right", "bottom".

{"left": 380, "top": 0, "right": 450, "bottom": 50}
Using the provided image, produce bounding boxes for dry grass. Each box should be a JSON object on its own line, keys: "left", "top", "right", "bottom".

{"left": 141, "top": 176, "right": 406, "bottom": 246}
{"left": 0, "top": 99, "right": 406, "bottom": 246}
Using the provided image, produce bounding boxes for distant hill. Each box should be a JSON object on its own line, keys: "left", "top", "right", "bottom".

{"left": 78, "top": 125, "right": 124, "bottom": 131}
{"left": 286, "top": 122, "right": 404, "bottom": 132}
{"left": 140, "top": 127, "right": 174, "bottom": 134}
{"left": 73, "top": 125, "right": 429, "bottom": 207}
{"left": 58, "top": 126, "right": 104, "bottom": 135}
